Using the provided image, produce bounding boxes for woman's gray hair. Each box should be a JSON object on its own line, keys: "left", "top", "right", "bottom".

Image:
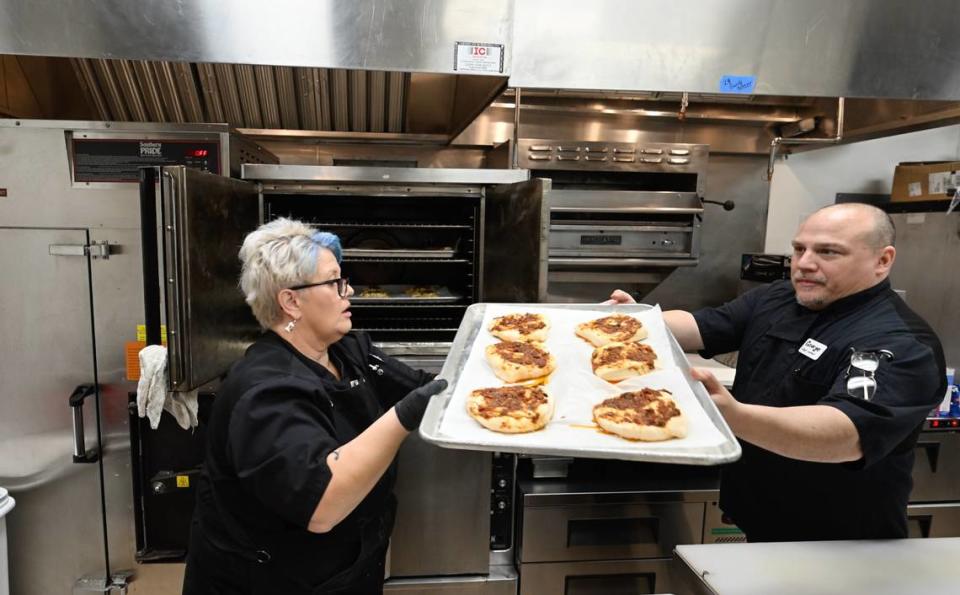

{"left": 239, "top": 218, "right": 342, "bottom": 329}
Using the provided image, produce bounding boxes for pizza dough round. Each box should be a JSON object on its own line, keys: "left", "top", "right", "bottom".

{"left": 591, "top": 341, "right": 658, "bottom": 382}
{"left": 467, "top": 385, "right": 555, "bottom": 433}
{"left": 575, "top": 314, "right": 648, "bottom": 347}
{"left": 485, "top": 341, "right": 556, "bottom": 383}
{"left": 488, "top": 313, "right": 550, "bottom": 343}
{"left": 593, "top": 388, "right": 687, "bottom": 441}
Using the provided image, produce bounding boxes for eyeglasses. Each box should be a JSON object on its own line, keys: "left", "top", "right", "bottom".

{"left": 288, "top": 277, "right": 351, "bottom": 298}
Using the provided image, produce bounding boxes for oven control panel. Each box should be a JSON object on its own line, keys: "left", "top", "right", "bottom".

{"left": 490, "top": 452, "right": 515, "bottom": 550}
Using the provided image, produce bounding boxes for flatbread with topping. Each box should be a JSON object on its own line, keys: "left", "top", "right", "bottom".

{"left": 359, "top": 286, "right": 390, "bottom": 298}
{"left": 591, "top": 341, "right": 658, "bottom": 382}
{"left": 593, "top": 388, "right": 687, "bottom": 441}
{"left": 405, "top": 286, "right": 440, "bottom": 298}
{"left": 485, "top": 341, "right": 556, "bottom": 383}
{"left": 467, "top": 385, "right": 555, "bottom": 433}
{"left": 576, "top": 314, "right": 648, "bottom": 347}
{"left": 488, "top": 313, "right": 550, "bottom": 343}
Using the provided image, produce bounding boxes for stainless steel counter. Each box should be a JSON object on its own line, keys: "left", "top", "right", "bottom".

{"left": 675, "top": 537, "right": 960, "bottom": 595}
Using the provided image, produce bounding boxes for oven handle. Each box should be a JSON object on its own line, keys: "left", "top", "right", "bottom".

{"left": 550, "top": 206, "right": 703, "bottom": 214}
{"left": 550, "top": 224, "right": 694, "bottom": 233}
{"left": 549, "top": 257, "right": 699, "bottom": 268}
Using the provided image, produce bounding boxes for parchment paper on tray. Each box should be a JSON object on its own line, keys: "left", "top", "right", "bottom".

{"left": 419, "top": 303, "right": 741, "bottom": 465}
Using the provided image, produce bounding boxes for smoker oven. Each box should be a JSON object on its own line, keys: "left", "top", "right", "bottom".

{"left": 515, "top": 139, "right": 707, "bottom": 303}
{"left": 134, "top": 164, "right": 540, "bottom": 589}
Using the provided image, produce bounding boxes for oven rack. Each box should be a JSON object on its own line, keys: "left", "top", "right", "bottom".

{"left": 349, "top": 303, "right": 467, "bottom": 308}
{"left": 314, "top": 221, "right": 472, "bottom": 230}
{"left": 342, "top": 257, "right": 471, "bottom": 264}
{"left": 342, "top": 247, "right": 457, "bottom": 259}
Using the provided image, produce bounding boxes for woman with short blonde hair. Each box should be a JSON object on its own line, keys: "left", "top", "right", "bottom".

{"left": 183, "top": 218, "right": 446, "bottom": 595}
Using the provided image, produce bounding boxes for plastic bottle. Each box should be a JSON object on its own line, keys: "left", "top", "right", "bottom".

{"left": 939, "top": 367, "right": 955, "bottom": 417}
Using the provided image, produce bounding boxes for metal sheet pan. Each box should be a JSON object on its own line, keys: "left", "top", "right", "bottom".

{"left": 351, "top": 284, "right": 461, "bottom": 304}
{"left": 420, "top": 303, "right": 742, "bottom": 465}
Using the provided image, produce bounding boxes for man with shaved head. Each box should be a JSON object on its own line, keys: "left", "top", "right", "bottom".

{"left": 609, "top": 203, "right": 945, "bottom": 542}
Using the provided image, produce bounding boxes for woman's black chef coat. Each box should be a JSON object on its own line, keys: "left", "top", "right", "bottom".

{"left": 183, "top": 330, "right": 432, "bottom": 594}
{"left": 694, "top": 279, "right": 946, "bottom": 542}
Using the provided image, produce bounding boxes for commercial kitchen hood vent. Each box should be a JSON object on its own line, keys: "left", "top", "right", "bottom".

{"left": 1, "top": 55, "right": 506, "bottom": 139}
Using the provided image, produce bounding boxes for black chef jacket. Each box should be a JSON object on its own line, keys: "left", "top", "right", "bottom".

{"left": 183, "top": 330, "right": 432, "bottom": 594}
{"left": 694, "top": 279, "right": 945, "bottom": 542}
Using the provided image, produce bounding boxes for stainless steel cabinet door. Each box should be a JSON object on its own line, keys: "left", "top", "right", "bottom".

{"left": 0, "top": 227, "right": 108, "bottom": 595}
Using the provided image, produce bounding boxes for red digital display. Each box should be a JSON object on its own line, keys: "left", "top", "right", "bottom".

{"left": 189, "top": 149, "right": 209, "bottom": 158}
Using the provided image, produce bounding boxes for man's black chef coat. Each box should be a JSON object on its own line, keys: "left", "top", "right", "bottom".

{"left": 184, "top": 330, "right": 432, "bottom": 594}
{"left": 693, "top": 279, "right": 945, "bottom": 542}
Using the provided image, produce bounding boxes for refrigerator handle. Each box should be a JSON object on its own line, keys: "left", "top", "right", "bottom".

{"left": 69, "top": 383, "right": 100, "bottom": 463}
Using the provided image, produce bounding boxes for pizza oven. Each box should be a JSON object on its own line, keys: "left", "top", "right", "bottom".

{"left": 515, "top": 139, "right": 710, "bottom": 303}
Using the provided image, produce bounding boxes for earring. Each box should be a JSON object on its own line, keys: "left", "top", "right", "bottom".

{"left": 284, "top": 318, "right": 298, "bottom": 333}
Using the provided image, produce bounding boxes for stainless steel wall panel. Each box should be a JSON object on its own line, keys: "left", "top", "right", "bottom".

{"left": 889, "top": 213, "right": 960, "bottom": 366}
{"left": 235, "top": 64, "right": 263, "bottom": 129}
{"left": 0, "top": 0, "right": 513, "bottom": 76}
{"left": 390, "top": 434, "right": 492, "bottom": 576}
{"left": 511, "top": 0, "right": 960, "bottom": 100}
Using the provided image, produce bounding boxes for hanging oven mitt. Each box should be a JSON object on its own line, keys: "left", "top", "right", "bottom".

{"left": 136, "top": 345, "right": 199, "bottom": 431}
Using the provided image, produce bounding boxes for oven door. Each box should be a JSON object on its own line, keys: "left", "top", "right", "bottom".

{"left": 520, "top": 558, "right": 682, "bottom": 595}
{"left": 140, "top": 166, "right": 261, "bottom": 392}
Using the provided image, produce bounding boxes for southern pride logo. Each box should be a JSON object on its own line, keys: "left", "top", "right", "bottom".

{"left": 139, "top": 142, "right": 162, "bottom": 157}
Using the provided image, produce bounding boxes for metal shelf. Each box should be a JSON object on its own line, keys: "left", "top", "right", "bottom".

{"left": 312, "top": 221, "right": 472, "bottom": 229}
{"left": 343, "top": 258, "right": 471, "bottom": 264}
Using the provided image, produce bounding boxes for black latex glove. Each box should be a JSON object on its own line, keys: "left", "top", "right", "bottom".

{"left": 394, "top": 379, "right": 448, "bottom": 431}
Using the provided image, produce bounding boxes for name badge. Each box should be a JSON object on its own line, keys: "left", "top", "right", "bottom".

{"left": 799, "top": 338, "right": 828, "bottom": 360}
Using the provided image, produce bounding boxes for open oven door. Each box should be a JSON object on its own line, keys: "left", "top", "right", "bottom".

{"left": 483, "top": 177, "right": 552, "bottom": 302}
{"left": 139, "top": 166, "right": 261, "bottom": 392}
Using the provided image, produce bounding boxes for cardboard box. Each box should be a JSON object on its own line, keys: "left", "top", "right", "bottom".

{"left": 891, "top": 161, "right": 960, "bottom": 203}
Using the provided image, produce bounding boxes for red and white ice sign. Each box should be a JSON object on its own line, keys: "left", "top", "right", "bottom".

{"left": 454, "top": 42, "right": 504, "bottom": 74}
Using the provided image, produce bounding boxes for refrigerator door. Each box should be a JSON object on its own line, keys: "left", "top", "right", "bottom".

{"left": 0, "top": 227, "right": 110, "bottom": 594}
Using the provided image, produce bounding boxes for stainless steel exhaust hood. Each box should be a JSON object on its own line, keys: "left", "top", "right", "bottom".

{"left": 4, "top": 0, "right": 960, "bottom": 148}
